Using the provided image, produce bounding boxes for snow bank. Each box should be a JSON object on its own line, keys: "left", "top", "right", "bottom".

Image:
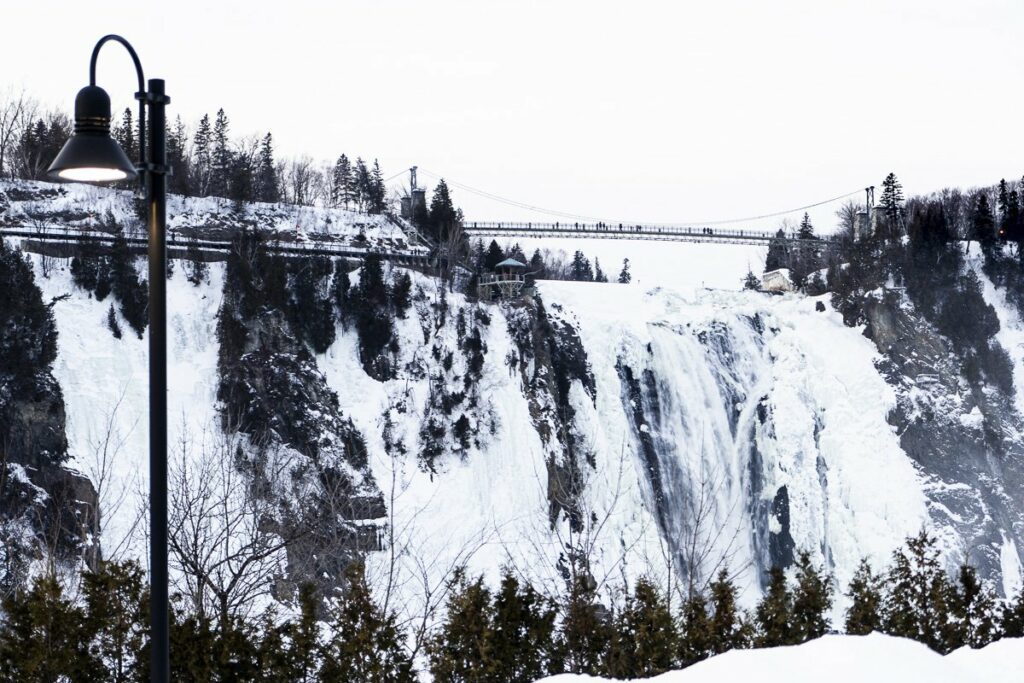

{"left": 535, "top": 634, "right": 1024, "bottom": 683}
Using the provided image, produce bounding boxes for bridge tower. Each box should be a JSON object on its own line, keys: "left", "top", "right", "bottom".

{"left": 855, "top": 185, "right": 877, "bottom": 240}
{"left": 400, "top": 166, "right": 428, "bottom": 219}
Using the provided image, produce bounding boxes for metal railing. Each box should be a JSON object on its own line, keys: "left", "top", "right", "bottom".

{"left": 0, "top": 223, "right": 433, "bottom": 265}
{"left": 463, "top": 221, "right": 837, "bottom": 246}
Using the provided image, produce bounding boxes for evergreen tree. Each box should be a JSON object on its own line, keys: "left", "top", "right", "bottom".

{"left": 743, "top": 269, "right": 761, "bottom": 290}
{"left": 0, "top": 575, "right": 92, "bottom": 680}
{"left": 283, "top": 583, "right": 322, "bottom": 682}
{"left": 209, "top": 108, "right": 232, "bottom": 198}
{"left": 287, "top": 257, "right": 335, "bottom": 354}
{"left": 570, "top": 251, "right": 593, "bottom": 281}
{"left": 879, "top": 172, "right": 905, "bottom": 239}
{"left": 185, "top": 237, "right": 209, "bottom": 286}
{"left": 229, "top": 147, "right": 255, "bottom": 209}
{"left": 428, "top": 179, "right": 463, "bottom": 241}
{"left": 321, "top": 563, "right": 415, "bottom": 682}
{"left": 997, "top": 179, "right": 1011, "bottom": 225}
{"left": 765, "top": 229, "right": 788, "bottom": 272}
{"left": 678, "top": 591, "right": 713, "bottom": 667}
{"left": 391, "top": 271, "right": 413, "bottom": 318}
{"left": 970, "top": 193, "right": 996, "bottom": 249}
{"left": 755, "top": 567, "right": 794, "bottom": 647}
{"left": 845, "top": 559, "right": 883, "bottom": 635}
{"left": 369, "top": 159, "right": 387, "bottom": 214}
{"left": 256, "top": 132, "right": 280, "bottom": 203}
{"left": 557, "top": 575, "right": 611, "bottom": 675}
{"left": 948, "top": 564, "right": 997, "bottom": 649}
{"left": 331, "top": 259, "right": 351, "bottom": 312}
{"left": 81, "top": 561, "right": 148, "bottom": 681}
{"left": 109, "top": 229, "right": 148, "bottom": 337}
{"left": 908, "top": 201, "right": 953, "bottom": 249}
{"left": 882, "top": 530, "right": 954, "bottom": 652}
{"left": 114, "top": 107, "right": 137, "bottom": 163}
{"left": 332, "top": 154, "right": 354, "bottom": 209}
{"left": 594, "top": 258, "right": 608, "bottom": 283}
{"left": 352, "top": 253, "right": 395, "bottom": 378}
{"left": 529, "top": 249, "right": 546, "bottom": 277}
{"left": 484, "top": 240, "right": 505, "bottom": 271}
{"left": 427, "top": 569, "right": 494, "bottom": 682}
{"left": 507, "top": 243, "right": 527, "bottom": 264}
{"left": 708, "top": 569, "right": 750, "bottom": 653}
{"left": 618, "top": 258, "right": 632, "bottom": 284}
{"left": 604, "top": 578, "right": 678, "bottom": 678}
{"left": 798, "top": 213, "right": 815, "bottom": 240}
{"left": 0, "top": 238, "right": 58, "bottom": 387}
{"left": 488, "top": 569, "right": 558, "bottom": 682}
{"left": 106, "top": 303, "right": 122, "bottom": 339}
{"left": 1006, "top": 189, "right": 1024, "bottom": 246}
{"left": 354, "top": 157, "right": 371, "bottom": 211}
{"left": 192, "top": 114, "right": 212, "bottom": 196}
{"left": 790, "top": 551, "right": 832, "bottom": 642}
{"left": 167, "top": 116, "right": 192, "bottom": 196}
{"left": 1001, "top": 588, "right": 1024, "bottom": 638}
{"left": 14, "top": 115, "right": 70, "bottom": 180}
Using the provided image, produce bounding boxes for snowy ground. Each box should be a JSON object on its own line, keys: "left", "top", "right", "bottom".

{"left": 535, "top": 633, "right": 1024, "bottom": 683}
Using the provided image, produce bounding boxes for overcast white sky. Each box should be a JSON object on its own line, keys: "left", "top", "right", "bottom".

{"left": 3, "top": 0, "right": 1023, "bottom": 230}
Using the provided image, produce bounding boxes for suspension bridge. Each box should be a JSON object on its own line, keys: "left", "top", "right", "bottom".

{"left": 387, "top": 167, "right": 869, "bottom": 248}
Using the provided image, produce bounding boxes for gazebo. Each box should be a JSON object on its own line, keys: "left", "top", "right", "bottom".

{"left": 478, "top": 257, "right": 529, "bottom": 301}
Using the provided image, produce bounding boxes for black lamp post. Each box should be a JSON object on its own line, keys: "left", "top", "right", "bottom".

{"left": 47, "top": 35, "right": 170, "bottom": 683}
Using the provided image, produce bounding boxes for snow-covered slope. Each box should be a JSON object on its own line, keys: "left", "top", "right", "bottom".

{"left": 32, "top": 256, "right": 224, "bottom": 561}
{"left": 535, "top": 633, "right": 1024, "bottom": 683}
{"left": 0, "top": 179, "right": 422, "bottom": 252}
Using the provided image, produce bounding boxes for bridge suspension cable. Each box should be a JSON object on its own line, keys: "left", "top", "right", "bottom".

{"left": 416, "top": 167, "right": 864, "bottom": 227}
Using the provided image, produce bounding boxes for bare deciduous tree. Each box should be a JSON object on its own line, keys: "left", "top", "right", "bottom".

{"left": 0, "top": 87, "right": 33, "bottom": 179}
{"left": 168, "top": 427, "right": 296, "bottom": 627}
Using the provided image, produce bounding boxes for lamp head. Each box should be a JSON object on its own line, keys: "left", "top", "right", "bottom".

{"left": 46, "top": 85, "right": 138, "bottom": 183}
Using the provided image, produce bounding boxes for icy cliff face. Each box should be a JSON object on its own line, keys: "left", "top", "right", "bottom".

{"left": 531, "top": 283, "right": 936, "bottom": 604}
{"left": 16, "top": 250, "right": 1024, "bottom": 615}
{"left": 6, "top": 178, "right": 1024, "bottom": 620}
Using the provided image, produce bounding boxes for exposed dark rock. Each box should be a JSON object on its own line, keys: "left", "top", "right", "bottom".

{"left": 854, "top": 291, "right": 1024, "bottom": 593}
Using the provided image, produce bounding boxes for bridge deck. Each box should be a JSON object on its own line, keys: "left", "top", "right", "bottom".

{"left": 463, "top": 221, "right": 835, "bottom": 246}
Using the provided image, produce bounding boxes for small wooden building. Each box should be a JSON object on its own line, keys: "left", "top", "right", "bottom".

{"left": 477, "top": 257, "right": 528, "bottom": 301}
{"left": 761, "top": 268, "right": 795, "bottom": 293}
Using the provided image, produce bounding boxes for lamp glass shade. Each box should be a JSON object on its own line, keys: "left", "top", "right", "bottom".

{"left": 47, "top": 134, "right": 138, "bottom": 183}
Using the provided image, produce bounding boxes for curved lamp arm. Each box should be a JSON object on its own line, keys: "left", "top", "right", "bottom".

{"left": 89, "top": 34, "right": 147, "bottom": 170}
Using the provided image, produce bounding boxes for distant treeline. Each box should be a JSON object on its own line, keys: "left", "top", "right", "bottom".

{"left": 0, "top": 88, "right": 392, "bottom": 212}
{"left": 471, "top": 239, "right": 633, "bottom": 284}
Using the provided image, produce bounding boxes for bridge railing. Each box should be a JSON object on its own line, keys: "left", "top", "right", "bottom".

{"left": 462, "top": 221, "right": 836, "bottom": 244}
{"left": 463, "top": 221, "right": 787, "bottom": 239}
{"left": 0, "top": 223, "right": 433, "bottom": 263}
